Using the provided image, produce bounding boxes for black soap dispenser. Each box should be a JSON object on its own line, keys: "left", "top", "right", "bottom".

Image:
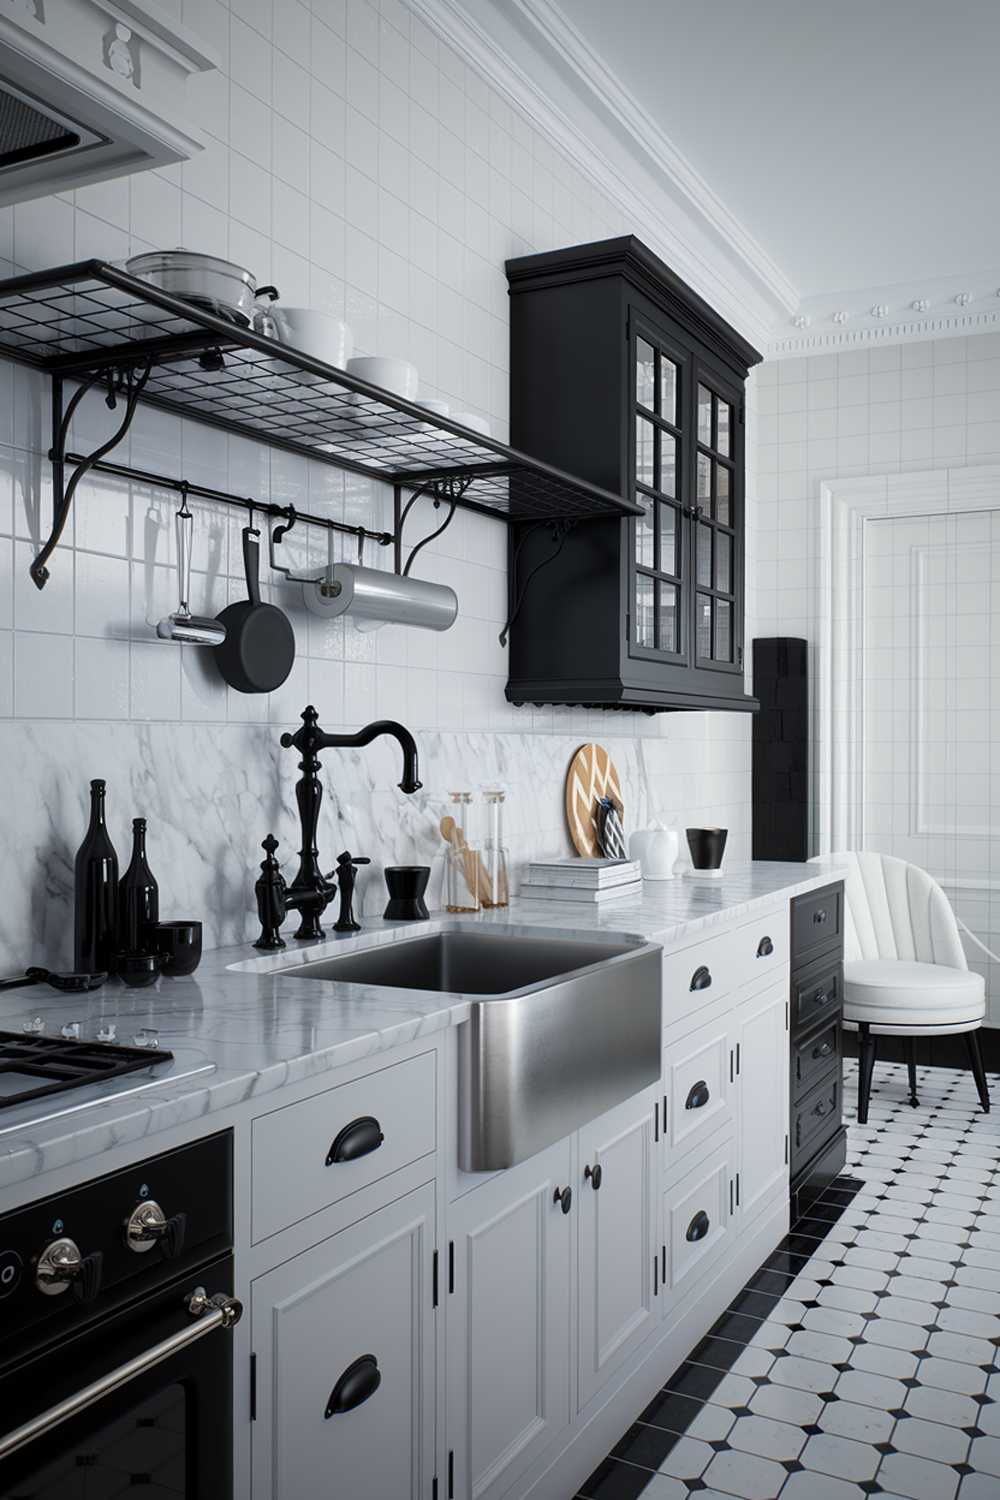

{"left": 119, "top": 817, "right": 159, "bottom": 954}
{"left": 73, "top": 779, "right": 119, "bottom": 973}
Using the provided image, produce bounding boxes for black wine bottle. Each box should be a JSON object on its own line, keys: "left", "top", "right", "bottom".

{"left": 73, "top": 779, "right": 119, "bottom": 973}
{"left": 119, "top": 817, "right": 160, "bottom": 955}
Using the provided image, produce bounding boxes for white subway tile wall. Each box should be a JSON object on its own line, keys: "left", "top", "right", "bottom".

{"left": 0, "top": 0, "right": 751, "bottom": 966}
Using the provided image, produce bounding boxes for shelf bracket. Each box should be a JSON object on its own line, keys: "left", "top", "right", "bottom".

{"left": 33, "top": 362, "right": 151, "bottom": 589}
{"left": 393, "top": 477, "right": 469, "bottom": 578}
{"left": 499, "top": 519, "right": 575, "bottom": 647}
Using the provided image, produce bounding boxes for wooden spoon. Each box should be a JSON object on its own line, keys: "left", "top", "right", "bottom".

{"left": 440, "top": 815, "right": 492, "bottom": 906}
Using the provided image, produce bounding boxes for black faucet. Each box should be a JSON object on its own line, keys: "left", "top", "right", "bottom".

{"left": 256, "top": 707, "right": 422, "bottom": 944}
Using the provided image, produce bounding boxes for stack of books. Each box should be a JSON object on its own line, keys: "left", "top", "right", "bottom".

{"left": 519, "top": 858, "right": 643, "bottom": 903}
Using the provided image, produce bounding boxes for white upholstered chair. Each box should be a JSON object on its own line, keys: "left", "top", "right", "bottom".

{"left": 818, "top": 851, "right": 989, "bottom": 1124}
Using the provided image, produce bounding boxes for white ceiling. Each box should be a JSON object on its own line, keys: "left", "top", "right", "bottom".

{"left": 556, "top": 0, "right": 1000, "bottom": 301}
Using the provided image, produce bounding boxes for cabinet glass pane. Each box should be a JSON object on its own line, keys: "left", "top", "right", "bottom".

{"left": 715, "top": 599, "right": 733, "bottom": 661}
{"left": 715, "top": 531, "right": 731, "bottom": 593}
{"left": 697, "top": 454, "right": 711, "bottom": 513}
{"left": 636, "top": 416, "right": 654, "bottom": 486}
{"left": 716, "top": 464, "right": 731, "bottom": 525}
{"left": 635, "top": 496, "right": 654, "bottom": 568}
{"left": 717, "top": 399, "right": 732, "bottom": 457}
{"left": 697, "top": 594, "right": 712, "bottom": 660}
{"left": 660, "top": 357, "right": 677, "bottom": 425}
{"left": 636, "top": 339, "right": 655, "bottom": 409}
{"left": 659, "top": 502, "right": 676, "bottom": 575}
{"left": 660, "top": 431, "right": 676, "bottom": 497}
{"left": 658, "top": 582, "right": 677, "bottom": 653}
{"left": 697, "top": 523, "right": 712, "bottom": 587}
{"left": 698, "top": 384, "right": 712, "bottom": 446}
{"left": 635, "top": 574, "right": 655, "bottom": 646}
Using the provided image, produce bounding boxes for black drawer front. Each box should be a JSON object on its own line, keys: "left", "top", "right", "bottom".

{"left": 792, "top": 1072, "right": 842, "bottom": 1171}
{"left": 792, "top": 958, "right": 842, "bottom": 1035}
{"left": 793, "top": 1018, "right": 842, "bottom": 1101}
{"left": 791, "top": 883, "right": 844, "bottom": 966}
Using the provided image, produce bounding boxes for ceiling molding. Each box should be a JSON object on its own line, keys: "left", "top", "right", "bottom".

{"left": 508, "top": 0, "right": 799, "bottom": 317}
{"left": 770, "top": 306, "right": 1000, "bottom": 359}
{"left": 406, "top": 0, "right": 777, "bottom": 352}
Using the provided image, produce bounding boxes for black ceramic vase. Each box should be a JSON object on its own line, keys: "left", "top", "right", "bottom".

{"left": 383, "top": 866, "right": 430, "bottom": 921}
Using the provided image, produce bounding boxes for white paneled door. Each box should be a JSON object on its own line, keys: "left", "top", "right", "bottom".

{"left": 862, "top": 510, "right": 1000, "bottom": 1019}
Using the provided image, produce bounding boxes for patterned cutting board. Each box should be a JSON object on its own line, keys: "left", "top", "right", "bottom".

{"left": 565, "top": 743, "right": 624, "bottom": 858}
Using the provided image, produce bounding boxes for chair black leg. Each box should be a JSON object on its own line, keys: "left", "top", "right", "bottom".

{"left": 965, "top": 1031, "right": 991, "bottom": 1114}
{"left": 907, "top": 1037, "right": 919, "bottom": 1108}
{"left": 858, "top": 1024, "right": 877, "bottom": 1125}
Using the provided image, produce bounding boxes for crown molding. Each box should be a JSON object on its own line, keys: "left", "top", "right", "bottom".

{"left": 406, "top": 0, "right": 778, "bottom": 353}
{"left": 769, "top": 272, "right": 1000, "bottom": 357}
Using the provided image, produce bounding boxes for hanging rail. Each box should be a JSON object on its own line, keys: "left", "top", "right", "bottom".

{"left": 63, "top": 453, "right": 396, "bottom": 549}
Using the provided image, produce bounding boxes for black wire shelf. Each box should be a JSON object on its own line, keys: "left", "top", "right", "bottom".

{"left": 0, "top": 259, "right": 640, "bottom": 526}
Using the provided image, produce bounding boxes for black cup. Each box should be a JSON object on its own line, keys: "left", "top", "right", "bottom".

{"left": 115, "top": 952, "right": 162, "bottom": 989}
{"left": 685, "top": 827, "right": 728, "bottom": 872}
{"left": 384, "top": 866, "right": 430, "bottom": 921}
{"left": 153, "top": 921, "right": 203, "bottom": 976}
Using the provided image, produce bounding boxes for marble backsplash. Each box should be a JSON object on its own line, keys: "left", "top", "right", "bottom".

{"left": 0, "top": 714, "right": 749, "bottom": 971}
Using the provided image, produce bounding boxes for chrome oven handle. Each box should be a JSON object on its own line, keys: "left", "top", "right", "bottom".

{"left": 0, "top": 1287, "right": 242, "bottom": 1464}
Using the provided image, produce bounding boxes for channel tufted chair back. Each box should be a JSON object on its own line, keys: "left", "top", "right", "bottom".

{"left": 836, "top": 850, "right": 967, "bottom": 970}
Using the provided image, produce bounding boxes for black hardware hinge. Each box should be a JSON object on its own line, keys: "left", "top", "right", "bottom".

{"left": 250, "top": 1352, "right": 257, "bottom": 1421}
{"left": 736, "top": 1042, "right": 741, "bottom": 1076}
{"left": 653, "top": 1254, "right": 658, "bottom": 1296}
{"left": 448, "top": 1449, "right": 455, "bottom": 1498}
{"left": 784, "top": 1132, "right": 789, "bottom": 1165}
{"left": 448, "top": 1240, "right": 455, "bottom": 1295}
{"left": 432, "top": 1477, "right": 438, "bottom": 1500}
{"left": 654, "top": 1100, "right": 659, "bottom": 1142}
{"left": 433, "top": 1248, "right": 439, "bottom": 1308}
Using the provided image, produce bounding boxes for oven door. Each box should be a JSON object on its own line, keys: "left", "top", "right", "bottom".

{"left": 0, "top": 1254, "right": 235, "bottom": 1499}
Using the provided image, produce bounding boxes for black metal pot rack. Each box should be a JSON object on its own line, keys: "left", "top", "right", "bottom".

{"left": 0, "top": 259, "right": 639, "bottom": 590}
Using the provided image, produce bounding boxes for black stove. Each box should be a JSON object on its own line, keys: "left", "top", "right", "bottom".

{"left": 0, "top": 1029, "right": 174, "bottom": 1110}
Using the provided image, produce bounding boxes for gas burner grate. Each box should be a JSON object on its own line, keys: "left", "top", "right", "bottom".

{"left": 0, "top": 1031, "right": 174, "bottom": 1109}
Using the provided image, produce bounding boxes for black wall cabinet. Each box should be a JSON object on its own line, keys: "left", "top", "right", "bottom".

{"left": 505, "top": 236, "right": 762, "bottom": 713}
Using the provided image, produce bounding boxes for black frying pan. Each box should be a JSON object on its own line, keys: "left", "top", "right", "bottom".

{"left": 215, "top": 526, "right": 295, "bottom": 694}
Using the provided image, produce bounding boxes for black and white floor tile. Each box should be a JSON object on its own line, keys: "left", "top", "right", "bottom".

{"left": 578, "top": 1059, "right": 1000, "bottom": 1500}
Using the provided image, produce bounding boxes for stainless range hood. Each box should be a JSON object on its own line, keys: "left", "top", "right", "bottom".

{"left": 0, "top": 0, "right": 216, "bottom": 208}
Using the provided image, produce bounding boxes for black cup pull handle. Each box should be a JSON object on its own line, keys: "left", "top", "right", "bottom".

{"left": 813, "top": 1041, "right": 833, "bottom": 1059}
{"left": 325, "top": 1354, "right": 381, "bottom": 1417}
{"left": 685, "top": 1080, "right": 710, "bottom": 1110}
{"left": 585, "top": 1163, "right": 603, "bottom": 1191}
{"left": 756, "top": 935, "right": 774, "bottom": 957}
{"left": 812, "top": 987, "right": 829, "bottom": 1006}
{"left": 326, "top": 1115, "right": 384, "bottom": 1166}
{"left": 812, "top": 908, "right": 828, "bottom": 925}
{"left": 814, "top": 1100, "right": 829, "bottom": 1118}
{"left": 553, "top": 1185, "right": 572, "bottom": 1215}
{"left": 686, "top": 1210, "right": 710, "bottom": 1243}
{"left": 690, "top": 965, "right": 712, "bottom": 992}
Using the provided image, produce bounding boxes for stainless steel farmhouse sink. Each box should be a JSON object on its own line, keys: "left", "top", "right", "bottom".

{"left": 273, "top": 927, "right": 662, "bottom": 1171}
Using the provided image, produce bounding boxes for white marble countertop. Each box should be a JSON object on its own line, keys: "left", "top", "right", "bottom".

{"left": 0, "top": 860, "right": 843, "bottom": 1198}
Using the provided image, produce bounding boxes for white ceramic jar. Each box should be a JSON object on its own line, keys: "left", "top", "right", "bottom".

{"left": 628, "top": 822, "right": 679, "bottom": 880}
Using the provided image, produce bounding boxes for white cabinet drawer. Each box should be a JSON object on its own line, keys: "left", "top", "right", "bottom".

{"left": 733, "top": 907, "right": 788, "bottom": 992}
{"left": 663, "top": 1135, "right": 734, "bottom": 1296}
{"left": 663, "top": 1016, "right": 735, "bottom": 1168}
{"left": 251, "top": 1051, "right": 436, "bottom": 1243}
{"left": 661, "top": 929, "right": 739, "bottom": 1026}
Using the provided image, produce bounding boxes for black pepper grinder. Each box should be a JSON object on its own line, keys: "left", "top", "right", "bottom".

{"left": 334, "top": 851, "right": 371, "bottom": 933}
{"left": 74, "top": 779, "right": 119, "bottom": 973}
{"left": 119, "top": 817, "right": 159, "bottom": 954}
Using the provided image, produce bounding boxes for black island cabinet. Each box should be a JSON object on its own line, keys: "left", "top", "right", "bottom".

{"left": 505, "top": 236, "right": 762, "bottom": 712}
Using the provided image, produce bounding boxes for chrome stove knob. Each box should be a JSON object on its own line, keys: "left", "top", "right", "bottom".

{"left": 125, "top": 1199, "right": 186, "bottom": 1258}
{"left": 35, "top": 1236, "right": 102, "bottom": 1301}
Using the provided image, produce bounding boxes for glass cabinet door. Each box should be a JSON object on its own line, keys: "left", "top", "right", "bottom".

{"left": 693, "top": 376, "right": 739, "bottom": 669}
{"left": 631, "top": 329, "right": 684, "bottom": 661}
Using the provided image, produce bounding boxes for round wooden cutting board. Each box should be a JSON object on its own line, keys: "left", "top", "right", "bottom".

{"left": 565, "top": 743, "right": 624, "bottom": 857}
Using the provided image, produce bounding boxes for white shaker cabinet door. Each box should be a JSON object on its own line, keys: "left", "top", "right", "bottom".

{"left": 736, "top": 981, "right": 789, "bottom": 1221}
{"left": 576, "top": 1087, "right": 659, "bottom": 1410}
{"left": 251, "top": 1182, "right": 435, "bottom": 1500}
{"left": 446, "top": 1137, "right": 572, "bottom": 1500}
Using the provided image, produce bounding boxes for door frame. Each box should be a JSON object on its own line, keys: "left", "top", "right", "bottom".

{"left": 817, "top": 461, "right": 1000, "bottom": 854}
